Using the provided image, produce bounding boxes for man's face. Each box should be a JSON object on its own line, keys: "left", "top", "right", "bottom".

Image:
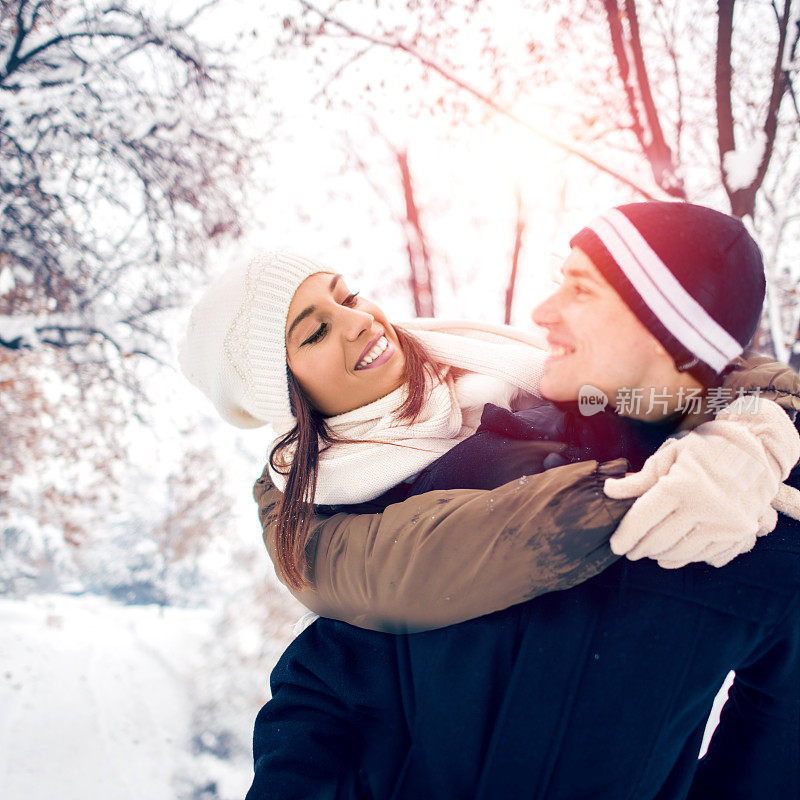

{"left": 531, "top": 247, "right": 682, "bottom": 412}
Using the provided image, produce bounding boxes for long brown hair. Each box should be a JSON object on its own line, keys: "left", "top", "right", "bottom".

{"left": 269, "top": 326, "right": 441, "bottom": 589}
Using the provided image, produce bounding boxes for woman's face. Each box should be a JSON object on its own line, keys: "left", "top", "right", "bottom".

{"left": 285, "top": 272, "right": 406, "bottom": 416}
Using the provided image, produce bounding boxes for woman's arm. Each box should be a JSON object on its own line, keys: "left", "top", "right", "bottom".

{"left": 255, "top": 355, "right": 799, "bottom": 632}
{"left": 255, "top": 456, "right": 631, "bottom": 632}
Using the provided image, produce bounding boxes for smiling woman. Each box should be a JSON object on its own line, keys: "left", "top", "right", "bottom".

{"left": 179, "top": 250, "right": 549, "bottom": 588}
{"left": 273, "top": 268, "right": 443, "bottom": 587}
{"left": 284, "top": 272, "right": 407, "bottom": 416}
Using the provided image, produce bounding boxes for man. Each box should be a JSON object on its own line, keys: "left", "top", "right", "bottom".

{"left": 247, "top": 202, "right": 800, "bottom": 799}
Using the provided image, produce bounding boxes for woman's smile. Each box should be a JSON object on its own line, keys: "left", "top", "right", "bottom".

{"left": 354, "top": 334, "right": 395, "bottom": 371}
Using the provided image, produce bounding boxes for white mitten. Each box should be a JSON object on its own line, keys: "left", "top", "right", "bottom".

{"left": 773, "top": 483, "right": 800, "bottom": 520}
{"left": 687, "top": 484, "right": 800, "bottom": 568}
{"left": 604, "top": 397, "right": 800, "bottom": 568}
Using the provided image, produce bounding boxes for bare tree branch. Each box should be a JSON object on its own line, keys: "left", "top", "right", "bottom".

{"left": 298, "top": 0, "right": 662, "bottom": 200}
{"left": 624, "top": 0, "right": 685, "bottom": 196}
{"left": 753, "top": 0, "right": 795, "bottom": 190}
{"left": 601, "top": 0, "right": 685, "bottom": 197}
{"left": 505, "top": 186, "right": 525, "bottom": 325}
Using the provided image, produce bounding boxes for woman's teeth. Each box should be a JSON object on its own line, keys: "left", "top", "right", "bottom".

{"left": 550, "top": 344, "right": 575, "bottom": 358}
{"left": 356, "top": 335, "right": 389, "bottom": 369}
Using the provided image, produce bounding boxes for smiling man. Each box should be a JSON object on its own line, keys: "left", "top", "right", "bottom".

{"left": 534, "top": 203, "right": 760, "bottom": 421}
{"left": 533, "top": 249, "right": 706, "bottom": 420}
{"left": 247, "top": 202, "right": 800, "bottom": 800}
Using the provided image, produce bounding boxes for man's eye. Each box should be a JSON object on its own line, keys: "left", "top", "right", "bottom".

{"left": 342, "top": 292, "right": 360, "bottom": 308}
{"left": 302, "top": 323, "right": 327, "bottom": 346}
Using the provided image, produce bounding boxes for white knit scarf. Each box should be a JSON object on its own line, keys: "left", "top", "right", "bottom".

{"left": 268, "top": 319, "right": 548, "bottom": 506}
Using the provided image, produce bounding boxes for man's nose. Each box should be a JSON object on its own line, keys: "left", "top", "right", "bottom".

{"left": 531, "top": 293, "right": 560, "bottom": 327}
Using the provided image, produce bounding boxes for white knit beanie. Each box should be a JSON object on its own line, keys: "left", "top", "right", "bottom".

{"left": 178, "top": 251, "right": 329, "bottom": 429}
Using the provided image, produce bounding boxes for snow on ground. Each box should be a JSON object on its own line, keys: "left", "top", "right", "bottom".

{"left": 0, "top": 594, "right": 216, "bottom": 800}
{"left": 0, "top": 591, "right": 732, "bottom": 800}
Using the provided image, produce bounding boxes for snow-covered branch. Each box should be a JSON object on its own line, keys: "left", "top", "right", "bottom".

{"left": 0, "top": 311, "right": 169, "bottom": 361}
{"left": 0, "top": 0, "right": 257, "bottom": 367}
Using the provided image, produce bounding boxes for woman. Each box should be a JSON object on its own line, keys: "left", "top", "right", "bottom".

{"left": 179, "top": 244, "right": 799, "bottom": 632}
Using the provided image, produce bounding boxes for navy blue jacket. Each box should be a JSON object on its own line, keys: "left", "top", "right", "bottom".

{"left": 247, "top": 401, "right": 800, "bottom": 800}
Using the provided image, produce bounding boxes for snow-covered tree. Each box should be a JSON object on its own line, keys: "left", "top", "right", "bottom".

{"left": 0, "top": 0, "right": 258, "bottom": 592}
{"left": 0, "top": 0, "right": 254, "bottom": 357}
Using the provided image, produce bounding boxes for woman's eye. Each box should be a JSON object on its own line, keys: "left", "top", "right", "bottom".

{"left": 342, "top": 291, "right": 360, "bottom": 308}
{"left": 302, "top": 323, "right": 327, "bottom": 346}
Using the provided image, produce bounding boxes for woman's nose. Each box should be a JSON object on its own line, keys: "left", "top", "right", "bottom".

{"left": 341, "top": 306, "right": 374, "bottom": 340}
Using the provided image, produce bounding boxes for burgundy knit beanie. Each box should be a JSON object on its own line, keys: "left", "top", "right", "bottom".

{"left": 569, "top": 201, "right": 765, "bottom": 385}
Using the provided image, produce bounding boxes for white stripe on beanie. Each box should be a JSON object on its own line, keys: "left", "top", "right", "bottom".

{"left": 588, "top": 209, "right": 743, "bottom": 372}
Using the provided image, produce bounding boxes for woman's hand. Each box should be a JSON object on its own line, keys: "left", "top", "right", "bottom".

{"left": 603, "top": 396, "right": 800, "bottom": 568}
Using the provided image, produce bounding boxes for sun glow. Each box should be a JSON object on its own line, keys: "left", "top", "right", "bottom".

{"left": 471, "top": 120, "right": 560, "bottom": 197}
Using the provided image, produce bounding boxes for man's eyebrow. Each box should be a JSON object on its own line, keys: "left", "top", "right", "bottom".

{"left": 286, "top": 274, "right": 343, "bottom": 344}
{"left": 562, "top": 266, "right": 601, "bottom": 284}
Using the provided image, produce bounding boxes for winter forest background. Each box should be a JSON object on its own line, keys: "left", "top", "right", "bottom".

{"left": 1, "top": 1, "right": 799, "bottom": 797}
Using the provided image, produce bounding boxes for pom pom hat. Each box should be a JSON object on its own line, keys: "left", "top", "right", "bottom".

{"left": 570, "top": 202, "right": 765, "bottom": 385}
{"left": 178, "top": 251, "right": 327, "bottom": 429}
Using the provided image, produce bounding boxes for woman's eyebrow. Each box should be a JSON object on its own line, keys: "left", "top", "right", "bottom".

{"left": 287, "top": 274, "right": 344, "bottom": 344}
{"left": 287, "top": 307, "right": 314, "bottom": 344}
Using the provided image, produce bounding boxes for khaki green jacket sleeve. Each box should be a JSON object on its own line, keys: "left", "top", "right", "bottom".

{"left": 723, "top": 354, "right": 800, "bottom": 416}
{"left": 254, "top": 355, "right": 800, "bottom": 633}
{"left": 255, "top": 458, "right": 632, "bottom": 632}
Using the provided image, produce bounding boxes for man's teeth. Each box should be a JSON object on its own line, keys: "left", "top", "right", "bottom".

{"left": 550, "top": 345, "right": 574, "bottom": 358}
{"left": 357, "top": 335, "right": 389, "bottom": 369}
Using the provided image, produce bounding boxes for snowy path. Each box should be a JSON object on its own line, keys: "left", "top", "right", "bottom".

{"left": 0, "top": 593, "right": 730, "bottom": 799}
{"left": 0, "top": 595, "right": 213, "bottom": 800}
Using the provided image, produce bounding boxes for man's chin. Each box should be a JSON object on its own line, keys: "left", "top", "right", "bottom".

{"left": 539, "top": 380, "right": 579, "bottom": 404}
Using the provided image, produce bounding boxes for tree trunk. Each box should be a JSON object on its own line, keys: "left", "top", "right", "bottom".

{"left": 396, "top": 149, "right": 435, "bottom": 317}
{"left": 602, "top": 0, "right": 686, "bottom": 197}
{"left": 717, "top": 0, "right": 793, "bottom": 217}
